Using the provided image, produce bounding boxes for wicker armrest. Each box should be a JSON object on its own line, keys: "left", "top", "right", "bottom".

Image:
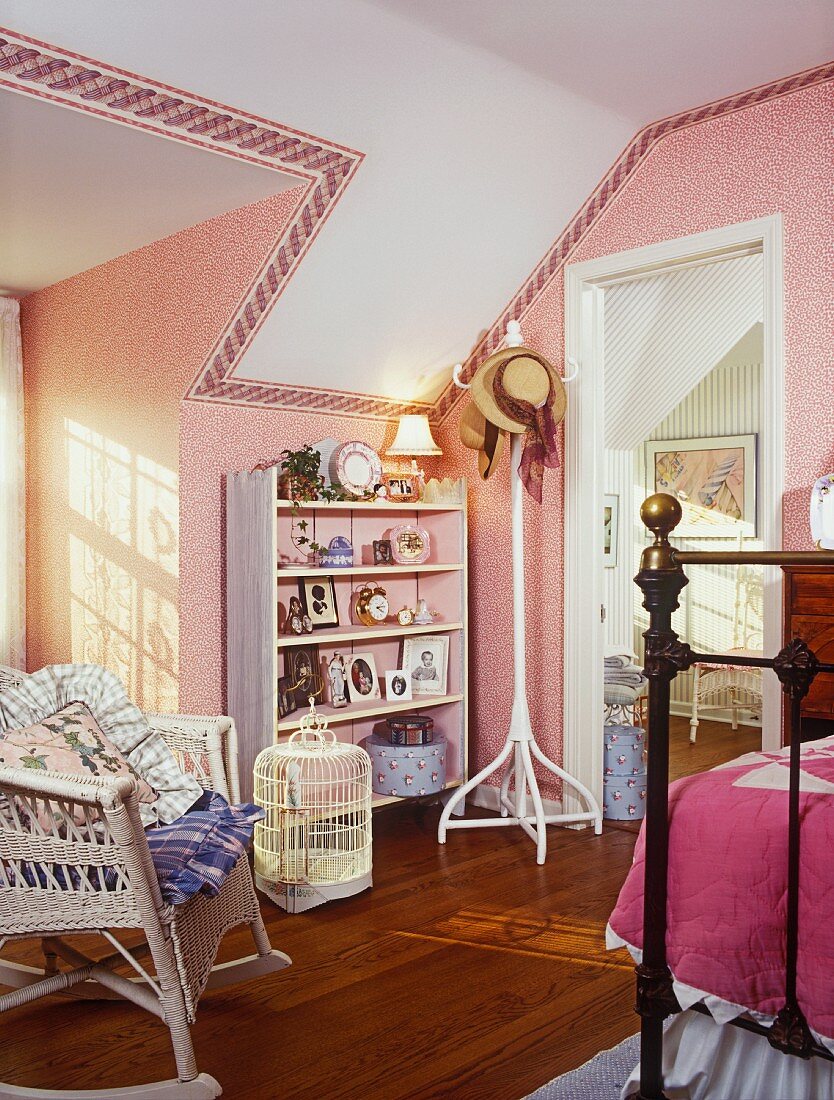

{"left": 144, "top": 714, "right": 239, "bottom": 803}
{"left": 0, "top": 764, "right": 135, "bottom": 810}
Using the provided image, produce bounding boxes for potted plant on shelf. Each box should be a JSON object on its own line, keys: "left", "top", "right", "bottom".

{"left": 278, "top": 445, "right": 352, "bottom": 563}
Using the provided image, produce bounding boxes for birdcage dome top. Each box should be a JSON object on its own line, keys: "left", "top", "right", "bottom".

{"left": 254, "top": 703, "right": 371, "bottom": 765}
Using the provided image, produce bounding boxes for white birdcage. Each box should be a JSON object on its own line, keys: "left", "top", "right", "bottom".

{"left": 253, "top": 703, "right": 373, "bottom": 913}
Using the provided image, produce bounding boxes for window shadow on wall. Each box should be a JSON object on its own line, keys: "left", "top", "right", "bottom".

{"left": 65, "top": 418, "right": 178, "bottom": 712}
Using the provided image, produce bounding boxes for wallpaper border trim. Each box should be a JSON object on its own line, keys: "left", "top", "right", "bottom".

{"left": 1, "top": 27, "right": 831, "bottom": 422}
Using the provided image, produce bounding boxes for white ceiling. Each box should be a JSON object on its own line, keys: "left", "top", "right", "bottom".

{"left": 2, "top": 1, "right": 830, "bottom": 399}
{"left": 370, "top": 0, "right": 834, "bottom": 123}
{"left": 0, "top": 88, "right": 298, "bottom": 296}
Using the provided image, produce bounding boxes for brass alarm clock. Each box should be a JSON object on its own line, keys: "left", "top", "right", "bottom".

{"left": 354, "top": 583, "right": 389, "bottom": 627}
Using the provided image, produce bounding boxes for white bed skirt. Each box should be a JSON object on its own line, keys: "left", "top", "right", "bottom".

{"left": 621, "top": 1010, "right": 834, "bottom": 1100}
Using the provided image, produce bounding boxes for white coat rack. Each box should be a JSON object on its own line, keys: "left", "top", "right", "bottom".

{"left": 438, "top": 321, "right": 602, "bottom": 864}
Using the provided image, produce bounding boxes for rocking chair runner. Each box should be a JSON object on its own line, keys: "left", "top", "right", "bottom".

{"left": 0, "top": 668, "right": 290, "bottom": 1099}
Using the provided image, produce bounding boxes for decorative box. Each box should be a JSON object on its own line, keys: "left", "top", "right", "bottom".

{"left": 321, "top": 535, "right": 354, "bottom": 568}
{"left": 361, "top": 733, "right": 446, "bottom": 798}
{"left": 386, "top": 714, "right": 434, "bottom": 746}
{"left": 603, "top": 775, "right": 647, "bottom": 820}
{"left": 603, "top": 724, "right": 647, "bottom": 777}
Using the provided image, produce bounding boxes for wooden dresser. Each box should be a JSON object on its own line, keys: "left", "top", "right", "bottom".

{"left": 783, "top": 565, "right": 834, "bottom": 741}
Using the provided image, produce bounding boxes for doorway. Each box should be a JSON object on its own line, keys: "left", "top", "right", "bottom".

{"left": 562, "top": 217, "right": 784, "bottom": 810}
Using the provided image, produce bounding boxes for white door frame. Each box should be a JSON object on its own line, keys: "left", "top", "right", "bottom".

{"left": 562, "top": 216, "right": 784, "bottom": 810}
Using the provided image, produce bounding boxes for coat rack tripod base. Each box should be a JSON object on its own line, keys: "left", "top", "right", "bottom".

{"left": 438, "top": 339, "right": 602, "bottom": 864}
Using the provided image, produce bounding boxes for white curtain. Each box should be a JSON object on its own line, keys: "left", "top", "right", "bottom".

{"left": 0, "top": 298, "right": 25, "bottom": 669}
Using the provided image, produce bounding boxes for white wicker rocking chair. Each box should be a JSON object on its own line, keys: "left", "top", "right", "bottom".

{"left": 0, "top": 666, "right": 290, "bottom": 1098}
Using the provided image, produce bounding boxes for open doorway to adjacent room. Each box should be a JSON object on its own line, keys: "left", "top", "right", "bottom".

{"left": 563, "top": 218, "right": 784, "bottom": 808}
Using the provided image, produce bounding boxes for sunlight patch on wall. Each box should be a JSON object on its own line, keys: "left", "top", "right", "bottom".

{"left": 66, "top": 420, "right": 178, "bottom": 711}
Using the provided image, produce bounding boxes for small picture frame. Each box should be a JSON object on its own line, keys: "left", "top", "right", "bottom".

{"left": 344, "top": 652, "right": 381, "bottom": 701}
{"left": 385, "top": 670, "right": 412, "bottom": 701}
{"left": 299, "top": 575, "right": 339, "bottom": 629}
{"left": 390, "top": 523, "right": 431, "bottom": 565}
{"left": 402, "top": 635, "right": 449, "bottom": 696}
{"left": 382, "top": 473, "right": 420, "bottom": 504}
{"left": 373, "top": 539, "right": 393, "bottom": 565}
{"left": 277, "top": 675, "right": 297, "bottom": 719}
{"left": 283, "top": 644, "right": 321, "bottom": 709}
{"left": 603, "top": 494, "right": 619, "bottom": 569}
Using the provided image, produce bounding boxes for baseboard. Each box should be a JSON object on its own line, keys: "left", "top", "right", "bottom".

{"left": 669, "top": 703, "right": 761, "bottom": 729}
{"left": 468, "top": 783, "right": 563, "bottom": 817}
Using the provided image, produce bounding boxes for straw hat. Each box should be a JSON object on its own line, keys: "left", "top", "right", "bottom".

{"left": 459, "top": 402, "right": 505, "bottom": 480}
{"left": 470, "top": 347, "right": 566, "bottom": 434}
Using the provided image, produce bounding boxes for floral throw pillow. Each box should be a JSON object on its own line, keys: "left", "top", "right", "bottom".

{"left": 0, "top": 701, "right": 157, "bottom": 824}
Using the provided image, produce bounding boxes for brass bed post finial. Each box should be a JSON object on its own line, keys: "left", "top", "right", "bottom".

{"left": 639, "top": 493, "right": 683, "bottom": 574}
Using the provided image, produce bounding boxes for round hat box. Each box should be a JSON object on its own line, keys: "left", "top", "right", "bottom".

{"left": 361, "top": 733, "right": 446, "bottom": 798}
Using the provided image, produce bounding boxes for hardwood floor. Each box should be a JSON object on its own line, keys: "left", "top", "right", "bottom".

{"left": 0, "top": 718, "right": 761, "bottom": 1099}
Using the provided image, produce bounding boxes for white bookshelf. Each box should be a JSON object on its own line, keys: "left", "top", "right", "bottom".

{"left": 226, "top": 468, "right": 469, "bottom": 804}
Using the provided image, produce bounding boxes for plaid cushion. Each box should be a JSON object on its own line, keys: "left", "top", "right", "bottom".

{"left": 0, "top": 665, "right": 202, "bottom": 825}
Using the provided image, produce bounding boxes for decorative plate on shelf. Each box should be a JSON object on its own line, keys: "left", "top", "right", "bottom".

{"left": 389, "top": 524, "right": 431, "bottom": 565}
{"left": 811, "top": 473, "right": 834, "bottom": 549}
{"left": 335, "top": 441, "right": 383, "bottom": 496}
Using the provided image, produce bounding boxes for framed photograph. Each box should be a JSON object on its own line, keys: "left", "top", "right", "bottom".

{"left": 277, "top": 675, "right": 297, "bottom": 719}
{"left": 382, "top": 473, "right": 420, "bottom": 503}
{"left": 603, "top": 494, "right": 619, "bottom": 569}
{"left": 385, "top": 670, "right": 412, "bottom": 701}
{"left": 644, "top": 434, "right": 757, "bottom": 537}
{"left": 402, "top": 635, "right": 448, "bottom": 696}
{"left": 390, "top": 523, "right": 431, "bottom": 565}
{"left": 344, "top": 653, "right": 381, "bottom": 701}
{"left": 298, "top": 575, "right": 339, "bottom": 629}
{"left": 283, "top": 644, "right": 321, "bottom": 709}
{"left": 373, "top": 539, "right": 393, "bottom": 565}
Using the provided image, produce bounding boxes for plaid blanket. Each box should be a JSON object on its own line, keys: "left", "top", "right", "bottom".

{"left": 147, "top": 790, "right": 263, "bottom": 905}
{"left": 13, "top": 790, "right": 263, "bottom": 906}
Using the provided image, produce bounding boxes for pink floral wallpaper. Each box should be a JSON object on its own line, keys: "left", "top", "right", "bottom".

{"left": 21, "top": 189, "right": 302, "bottom": 709}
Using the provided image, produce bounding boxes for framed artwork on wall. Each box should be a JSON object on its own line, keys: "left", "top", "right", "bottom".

{"left": 644, "top": 434, "right": 757, "bottom": 537}
{"left": 603, "top": 494, "right": 619, "bottom": 568}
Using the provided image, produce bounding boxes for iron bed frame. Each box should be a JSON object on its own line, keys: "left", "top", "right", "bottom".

{"left": 632, "top": 493, "right": 834, "bottom": 1100}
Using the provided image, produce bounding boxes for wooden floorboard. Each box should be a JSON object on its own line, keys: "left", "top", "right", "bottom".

{"left": 0, "top": 717, "right": 761, "bottom": 1098}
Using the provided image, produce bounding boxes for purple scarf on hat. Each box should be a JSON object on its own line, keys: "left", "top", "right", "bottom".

{"left": 493, "top": 361, "right": 561, "bottom": 503}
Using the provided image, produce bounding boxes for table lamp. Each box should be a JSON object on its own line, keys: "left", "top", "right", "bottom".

{"left": 386, "top": 414, "right": 442, "bottom": 482}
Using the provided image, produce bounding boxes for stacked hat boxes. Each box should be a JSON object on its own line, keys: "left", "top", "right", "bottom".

{"left": 603, "top": 724, "right": 647, "bottom": 821}
{"left": 362, "top": 716, "right": 447, "bottom": 799}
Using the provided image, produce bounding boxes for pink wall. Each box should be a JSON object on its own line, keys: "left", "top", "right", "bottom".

{"left": 432, "top": 79, "right": 833, "bottom": 795}
{"left": 22, "top": 189, "right": 303, "bottom": 709}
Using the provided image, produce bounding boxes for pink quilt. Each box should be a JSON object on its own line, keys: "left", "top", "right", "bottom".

{"left": 609, "top": 737, "right": 834, "bottom": 1041}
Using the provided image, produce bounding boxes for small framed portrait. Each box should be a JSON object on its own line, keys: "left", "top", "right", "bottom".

{"left": 385, "top": 670, "right": 412, "bottom": 701}
{"left": 382, "top": 473, "right": 420, "bottom": 504}
{"left": 283, "top": 644, "right": 321, "bottom": 709}
{"left": 402, "top": 635, "right": 448, "bottom": 696}
{"left": 603, "top": 494, "right": 619, "bottom": 569}
{"left": 344, "top": 653, "right": 381, "bottom": 701}
{"left": 373, "top": 539, "right": 393, "bottom": 565}
{"left": 389, "top": 523, "right": 431, "bottom": 565}
{"left": 277, "top": 675, "right": 297, "bottom": 719}
{"left": 298, "top": 575, "right": 339, "bottom": 629}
